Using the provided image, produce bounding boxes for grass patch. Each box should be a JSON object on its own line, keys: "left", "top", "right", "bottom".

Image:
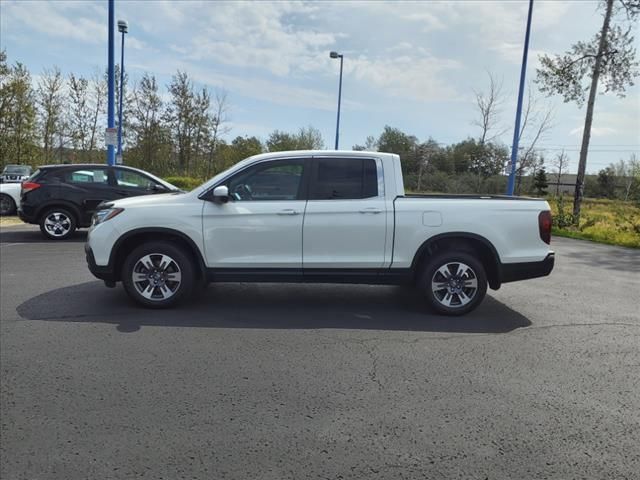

{"left": 549, "top": 197, "right": 640, "bottom": 249}
{"left": 0, "top": 216, "right": 24, "bottom": 227}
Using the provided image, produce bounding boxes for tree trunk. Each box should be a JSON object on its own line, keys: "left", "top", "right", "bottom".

{"left": 573, "top": 0, "right": 614, "bottom": 224}
{"left": 43, "top": 127, "right": 51, "bottom": 163}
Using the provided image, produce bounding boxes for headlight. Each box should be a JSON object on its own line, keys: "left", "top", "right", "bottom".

{"left": 92, "top": 208, "right": 124, "bottom": 226}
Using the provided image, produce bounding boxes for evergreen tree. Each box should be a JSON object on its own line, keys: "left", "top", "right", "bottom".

{"left": 533, "top": 167, "right": 549, "bottom": 196}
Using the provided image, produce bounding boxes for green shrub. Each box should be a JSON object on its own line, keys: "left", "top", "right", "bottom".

{"left": 552, "top": 195, "right": 575, "bottom": 228}
{"left": 163, "top": 176, "right": 203, "bottom": 191}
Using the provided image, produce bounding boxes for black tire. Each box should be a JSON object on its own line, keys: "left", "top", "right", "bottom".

{"left": 419, "top": 250, "right": 488, "bottom": 316}
{"left": 0, "top": 194, "right": 16, "bottom": 216}
{"left": 39, "top": 208, "right": 77, "bottom": 240}
{"left": 122, "top": 241, "right": 196, "bottom": 309}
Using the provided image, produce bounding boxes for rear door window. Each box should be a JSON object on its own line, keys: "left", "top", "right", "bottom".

{"left": 309, "top": 158, "right": 378, "bottom": 200}
{"left": 62, "top": 168, "right": 109, "bottom": 184}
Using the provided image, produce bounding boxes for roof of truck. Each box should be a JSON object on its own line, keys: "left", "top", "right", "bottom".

{"left": 244, "top": 150, "right": 397, "bottom": 161}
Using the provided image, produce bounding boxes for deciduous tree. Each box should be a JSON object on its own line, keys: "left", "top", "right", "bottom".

{"left": 36, "top": 67, "right": 64, "bottom": 163}
{"left": 552, "top": 150, "right": 570, "bottom": 195}
{"left": 473, "top": 72, "right": 507, "bottom": 145}
{"left": 536, "top": 0, "right": 639, "bottom": 221}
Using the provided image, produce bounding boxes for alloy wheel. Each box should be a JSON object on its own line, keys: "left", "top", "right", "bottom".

{"left": 430, "top": 261, "right": 479, "bottom": 309}
{"left": 44, "top": 212, "right": 72, "bottom": 237}
{"left": 132, "top": 253, "right": 183, "bottom": 301}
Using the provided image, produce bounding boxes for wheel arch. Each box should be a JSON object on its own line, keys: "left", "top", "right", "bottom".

{"left": 411, "top": 232, "right": 502, "bottom": 290}
{"left": 37, "top": 201, "right": 83, "bottom": 224}
{"left": 110, "top": 227, "right": 207, "bottom": 282}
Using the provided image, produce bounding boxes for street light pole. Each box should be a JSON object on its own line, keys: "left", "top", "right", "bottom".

{"left": 117, "top": 19, "right": 128, "bottom": 164}
{"left": 106, "top": 0, "right": 115, "bottom": 166}
{"left": 330, "top": 51, "right": 344, "bottom": 150}
{"left": 506, "top": 0, "right": 534, "bottom": 195}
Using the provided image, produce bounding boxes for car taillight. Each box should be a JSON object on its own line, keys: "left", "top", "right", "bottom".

{"left": 539, "top": 210, "right": 552, "bottom": 245}
{"left": 21, "top": 182, "right": 41, "bottom": 195}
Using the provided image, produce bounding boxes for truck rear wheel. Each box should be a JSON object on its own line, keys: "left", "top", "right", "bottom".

{"left": 122, "top": 241, "right": 196, "bottom": 308}
{"left": 419, "top": 250, "right": 487, "bottom": 316}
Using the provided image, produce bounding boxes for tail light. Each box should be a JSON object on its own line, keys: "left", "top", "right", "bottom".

{"left": 21, "top": 182, "right": 41, "bottom": 195}
{"left": 538, "top": 210, "right": 552, "bottom": 245}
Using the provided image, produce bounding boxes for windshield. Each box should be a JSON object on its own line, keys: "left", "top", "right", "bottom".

{"left": 3, "top": 165, "right": 31, "bottom": 175}
{"left": 125, "top": 168, "right": 181, "bottom": 192}
{"left": 196, "top": 153, "right": 266, "bottom": 193}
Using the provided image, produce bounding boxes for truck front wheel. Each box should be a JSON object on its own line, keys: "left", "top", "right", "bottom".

{"left": 122, "top": 241, "right": 196, "bottom": 308}
{"left": 419, "top": 251, "right": 488, "bottom": 316}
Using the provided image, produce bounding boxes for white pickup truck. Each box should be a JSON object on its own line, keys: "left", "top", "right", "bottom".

{"left": 86, "top": 150, "right": 554, "bottom": 315}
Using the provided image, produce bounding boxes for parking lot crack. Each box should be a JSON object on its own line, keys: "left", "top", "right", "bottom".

{"left": 366, "top": 346, "right": 384, "bottom": 391}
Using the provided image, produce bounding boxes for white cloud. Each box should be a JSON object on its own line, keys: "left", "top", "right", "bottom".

{"left": 125, "top": 37, "right": 148, "bottom": 51}
{"left": 359, "top": 3, "right": 446, "bottom": 31}
{"left": 128, "top": 57, "right": 361, "bottom": 112}
{"left": 569, "top": 100, "right": 640, "bottom": 140}
{"left": 2, "top": 0, "right": 106, "bottom": 44}
{"left": 137, "top": 1, "right": 462, "bottom": 103}
{"left": 346, "top": 54, "right": 463, "bottom": 102}
{"left": 570, "top": 126, "right": 617, "bottom": 137}
{"left": 407, "top": 1, "right": 573, "bottom": 64}
{"left": 173, "top": 2, "right": 338, "bottom": 77}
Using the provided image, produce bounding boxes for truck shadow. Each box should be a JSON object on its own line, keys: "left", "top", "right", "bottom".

{"left": 17, "top": 281, "right": 531, "bottom": 334}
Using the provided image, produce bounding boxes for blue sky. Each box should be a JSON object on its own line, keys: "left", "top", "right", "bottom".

{"left": 1, "top": 0, "right": 639, "bottom": 173}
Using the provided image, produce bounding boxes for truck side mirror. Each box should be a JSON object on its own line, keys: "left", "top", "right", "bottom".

{"left": 213, "top": 185, "right": 229, "bottom": 203}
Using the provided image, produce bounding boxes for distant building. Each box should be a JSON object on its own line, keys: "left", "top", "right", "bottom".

{"left": 548, "top": 173, "right": 578, "bottom": 195}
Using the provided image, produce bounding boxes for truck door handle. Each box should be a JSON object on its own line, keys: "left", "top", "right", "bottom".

{"left": 278, "top": 209, "right": 299, "bottom": 215}
{"left": 359, "top": 207, "right": 382, "bottom": 214}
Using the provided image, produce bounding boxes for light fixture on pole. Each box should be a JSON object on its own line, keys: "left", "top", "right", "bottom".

{"left": 116, "top": 19, "right": 128, "bottom": 165}
{"left": 329, "top": 51, "right": 344, "bottom": 150}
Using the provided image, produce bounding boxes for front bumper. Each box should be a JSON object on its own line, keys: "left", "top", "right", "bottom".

{"left": 499, "top": 252, "right": 555, "bottom": 284}
{"left": 85, "top": 243, "right": 117, "bottom": 282}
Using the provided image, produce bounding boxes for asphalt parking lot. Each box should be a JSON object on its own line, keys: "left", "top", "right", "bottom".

{"left": 1, "top": 224, "right": 639, "bottom": 480}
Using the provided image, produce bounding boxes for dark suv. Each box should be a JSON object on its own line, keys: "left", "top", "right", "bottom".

{"left": 19, "top": 164, "right": 180, "bottom": 240}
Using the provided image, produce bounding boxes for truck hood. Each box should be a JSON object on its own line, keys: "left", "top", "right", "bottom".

{"left": 105, "top": 192, "right": 188, "bottom": 209}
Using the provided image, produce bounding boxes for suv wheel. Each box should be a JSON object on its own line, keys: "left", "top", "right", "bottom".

{"left": 0, "top": 194, "right": 16, "bottom": 216}
{"left": 419, "top": 250, "right": 488, "bottom": 316}
{"left": 39, "top": 208, "right": 77, "bottom": 240}
{"left": 122, "top": 242, "right": 195, "bottom": 308}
